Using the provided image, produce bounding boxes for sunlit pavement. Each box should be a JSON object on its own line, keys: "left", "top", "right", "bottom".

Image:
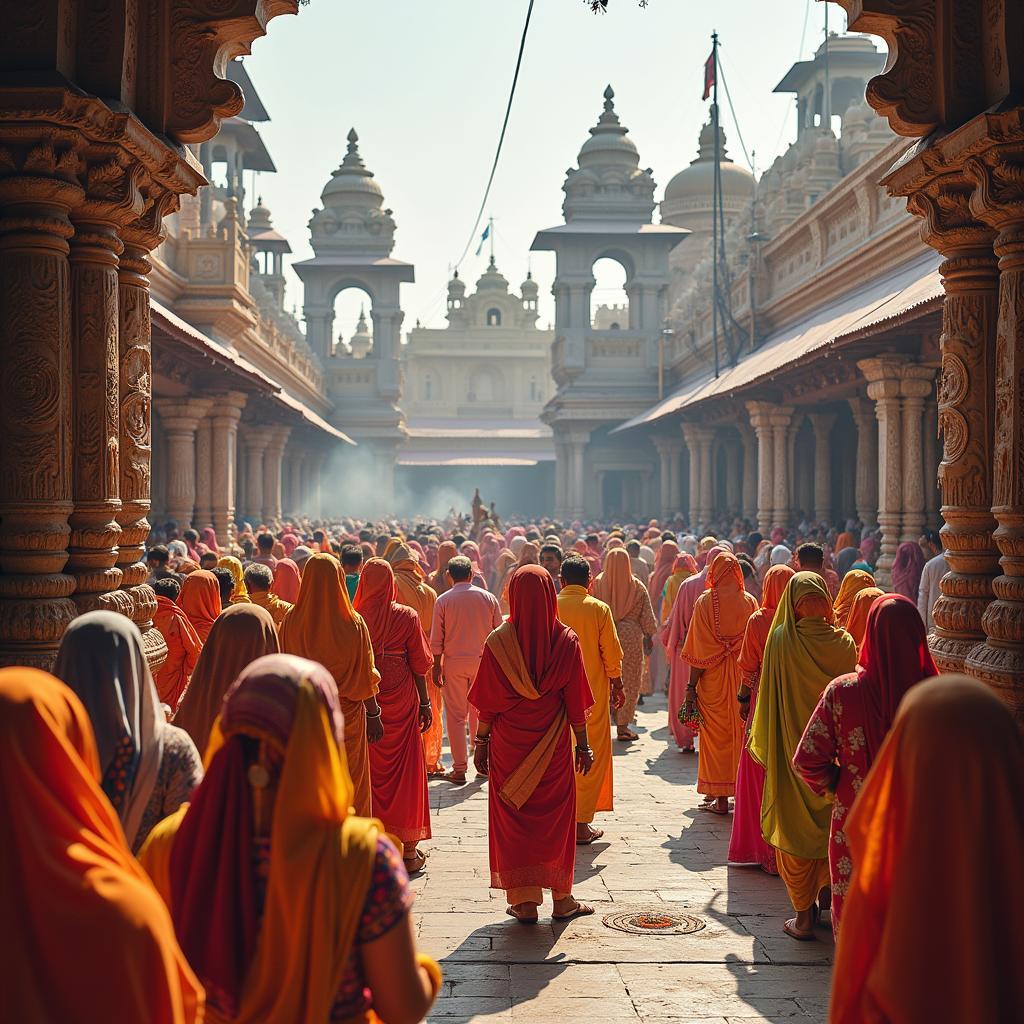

{"left": 414, "top": 692, "right": 832, "bottom": 1023}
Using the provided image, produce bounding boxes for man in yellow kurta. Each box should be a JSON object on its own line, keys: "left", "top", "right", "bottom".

{"left": 557, "top": 553, "right": 624, "bottom": 845}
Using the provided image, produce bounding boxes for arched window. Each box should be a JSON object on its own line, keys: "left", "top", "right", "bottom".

{"left": 486, "top": 308, "right": 502, "bottom": 327}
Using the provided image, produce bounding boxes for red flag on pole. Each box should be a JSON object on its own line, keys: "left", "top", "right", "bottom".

{"left": 702, "top": 48, "right": 715, "bottom": 100}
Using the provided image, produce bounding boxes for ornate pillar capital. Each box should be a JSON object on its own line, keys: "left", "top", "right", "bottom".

{"left": 158, "top": 397, "right": 215, "bottom": 434}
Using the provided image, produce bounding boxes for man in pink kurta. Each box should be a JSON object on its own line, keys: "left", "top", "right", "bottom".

{"left": 660, "top": 545, "right": 727, "bottom": 752}
{"left": 430, "top": 556, "right": 503, "bottom": 782}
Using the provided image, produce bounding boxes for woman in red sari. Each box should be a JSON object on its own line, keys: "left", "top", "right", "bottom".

{"left": 354, "top": 558, "right": 433, "bottom": 873}
{"left": 469, "top": 564, "right": 595, "bottom": 924}
{"left": 729, "top": 563, "right": 794, "bottom": 873}
{"left": 177, "top": 569, "right": 222, "bottom": 643}
{"left": 793, "top": 593, "right": 937, "bottom": 936}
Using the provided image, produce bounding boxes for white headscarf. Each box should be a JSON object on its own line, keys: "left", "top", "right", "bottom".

{"left": 54, "top": 612, "right": 166, "bottom": 848}
{"left": 770, "top": 544, "right": 792, "bottom": 566}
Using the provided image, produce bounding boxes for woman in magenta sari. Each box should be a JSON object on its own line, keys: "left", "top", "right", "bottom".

{"left": 660, "top": 545, "right": 727, "bottom": 754}
{"left": 354, "top": 558, "right": 434, "bottom": 874}
{"left": 469, "top": 565, "right": 594, "bottom": 924}
{"left": 793, "top": 593, "right": 937, "bottom": 936}
{"left": 729, "top": 564, "right": 794, "bottom": 873}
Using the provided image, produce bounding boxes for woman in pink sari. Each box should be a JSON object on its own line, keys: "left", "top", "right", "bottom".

{"left": 271, "top": 558, "right": 301, "bottom": 603}
{"left": 729, "top": 564, "right": 794, "bottom": 873}
{"left": 660, "top": 545, "right": 727, "bottom": 754}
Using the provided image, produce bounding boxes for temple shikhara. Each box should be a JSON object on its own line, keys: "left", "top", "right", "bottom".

{"left": 2, "top": 4, "right": 1024, "bottom": 1022}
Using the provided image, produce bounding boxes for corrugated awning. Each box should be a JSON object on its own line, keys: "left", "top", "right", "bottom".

{"left": 613, "top": 251, "right": 942, "bottom": 432}
{"left": 151, "top": 299, "right": 353, "bottom": 445}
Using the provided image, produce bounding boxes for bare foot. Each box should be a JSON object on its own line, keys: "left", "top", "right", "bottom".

{"left": 576, "top": 824, "right": 604, "bottom": 845}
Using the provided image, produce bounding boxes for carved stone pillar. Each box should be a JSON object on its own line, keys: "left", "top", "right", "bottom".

{"left": 808, "top": 412, "right": 837, "bottom": 526}
{"left": 208, "top": 392, "right": 246, "bottom": 545}
{"left": 243, "top": 428, "right": 272, "bottom": 524}
{"left": 900, "top": 366, "right": 936, "bottom": 542}
{"left": 680, "top": 424, "right": 702, "bottom": 528}
{"left": 893, "top": 174, "right": 1003, "bottom": 673}
{"left": 858, "top": 356, "right": 904, "bottom": 588}
{"left": 698, "top": 430, "right": 715, "bottom": 525}
{"left": 745, "top": 402, "right": 775, "bottom": 534}
{"left": 963, "top": 150, "right": 1024, "bottom": 711}
{"left": 923, "top": 400, "right": 941, "bottom": 522}
{"left": 193, "top": 411, "right": 213, "bottom": 530}
{"left": 769, "top": 406, "right": 795, "bottom": 529}
{"left": 262, "top": 426, "right": 291, "bottom": 524}
{"left": 725, "top": 440, "right": 742, "bottom": 515}
{"left": 565, "top": 429, "right": 590, "bottom": 520}
{"left": 738, "top": 424, "right": 758, "bottom": 523}
{"left": 553, "top": 439, "right": 568, "bottom": 520}
{"left": 67, "top": 192, "right": 127, "bottom": 616}
{"left": 0, "top": 159, "right": 80, "bottom": 667}
{"left": 159, "top": 399, "right": 212, "bottom": 530}
{"left": 848, "top": 397, "right": 879, "bottom": 528}
{"left": 653, "top": 436, "right": 682, "bottom": 522}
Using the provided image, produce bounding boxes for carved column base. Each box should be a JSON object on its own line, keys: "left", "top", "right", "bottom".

{"left": 876, "top": 511, "right": 901, "bottom": 590}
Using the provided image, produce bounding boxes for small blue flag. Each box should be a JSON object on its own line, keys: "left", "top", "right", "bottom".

{"left": 475, "top": 223, "right": 491, "bottom": 257}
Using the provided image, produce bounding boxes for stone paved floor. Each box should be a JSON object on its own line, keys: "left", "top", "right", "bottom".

{"left": 414, "top": 693, "right": 832, "bottom": 1024}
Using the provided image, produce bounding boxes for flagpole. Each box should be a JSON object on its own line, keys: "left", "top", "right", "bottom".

{"left": 489, "top": 215, "right": 495, "bottom": 261}
{"left": 711, "top": 29, "right": 720, "bottom": 380}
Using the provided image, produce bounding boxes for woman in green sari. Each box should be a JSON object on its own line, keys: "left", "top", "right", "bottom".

{"left": 748, "top": 572, "right": 857, "bottom": 941}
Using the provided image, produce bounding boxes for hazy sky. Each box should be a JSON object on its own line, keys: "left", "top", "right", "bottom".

{"left": 241, "top": 0, "right": 877, "bottom": 338}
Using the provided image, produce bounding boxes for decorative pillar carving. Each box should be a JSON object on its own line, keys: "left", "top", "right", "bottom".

{"left": 898, "top": 178, "right": 1001, "bottom": 673}
{"left": 899, "top": 366, "right": 936, "bottom": 542}
{"left": 194, "top": 414, "right": 214, "bottom": 530}
{"left": 808, "top": 412, "right": 837, "bottom": 527}
{"left": 923, "top": 399, "right": 941, "bottom": 522}
{"left": 209, "top": 392, "right": 246, "bottom": 544}
{"left": 848, "top": 396, "right": 879, "bottom": 528}
{"left": 962, "top": 148, "right": 1024, "bottom": 710}
{"left": 769, "top": 406, "right": 794, "bottom": 529}
{"left": 858, "top": 356, "right": 904, "bottom": 588}
{"left": 0, "top": 152, "right": 80, "bottom": 668}
{"left": 243, "top": 427, "right": 273, "bottom": 524}
{"left": 67, "top": 179, "right": 132, "bottom": 617}
{"left": 745, "top": 402, "right": 775, "bottom": 535}
{"left": 159, "top": 399, "right": 213, "bottom": 530}
{"left": 262, "top": 426, "right": 291, "bottom": 524}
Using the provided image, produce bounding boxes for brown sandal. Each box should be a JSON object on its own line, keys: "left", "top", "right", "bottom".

{"left": 553, "top": 899, "right": 595, "bottom": 921}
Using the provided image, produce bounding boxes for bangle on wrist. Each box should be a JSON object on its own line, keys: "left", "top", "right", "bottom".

{"left": 366, "top": 710, "right": 382, "bottom": 719}
{"left": 475, "top": 735, "right": 490, "bottom": 744}
{"left": 419, "top": 701, "right": 431, "bottom": 708}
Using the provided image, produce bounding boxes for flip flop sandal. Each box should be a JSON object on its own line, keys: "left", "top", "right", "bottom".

{"left": 616, "top": 731, "right": 639, "bottom": 741}
{"left": 576, "top": 828, "right": 604, "bottom": 845}
{"left": 784, "top": 920, "right": 817, "bottom": 941}
{"left": 403, "top": 851, "right": 427, "bottom": 874}
{"left": 506, "top": 905, "right": 538, "bottom": 925}
{"left": 553, "top": 901, "right": 595, "bottom": 922}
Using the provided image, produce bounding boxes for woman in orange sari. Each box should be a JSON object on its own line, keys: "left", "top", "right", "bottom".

{"left": 429, "top": 540, "right": 458, "bottom": 597}
{"left": 355, "top": 559, "right": 434, "bottom": 873}
{"left": 829, "top": 675, "right": 1024, "bottom": 1024}
{"left": 681, "top": 553, "right": 757, "bottom": 814}
{"left": 279, "top": 553, "right": 380, "bottom": 816}
{"left": 385, "top": 542, "right": 441, "bottom": 776}
{"left": 592, "top": 547, "right": 657, "bottom": 741}
{"left": 1, "top": 668, "right": 202, "bottom": 1023}
{"left": 832, "top": 568, "right": 875, "bottom": 629}
{"left": 729, "top": 563, "right": 794, "bottom": 873}
{"left": 173, "top": 604, "right": 279, "bottom": 755}
{"left": 140, "top": 654, "right": 440, "bottom": 1024}
{"left": 844, "top": 586, "right": 884, "bottom": 649}
{"left": 178, "top": 568, "right": 222, "bottom": 643}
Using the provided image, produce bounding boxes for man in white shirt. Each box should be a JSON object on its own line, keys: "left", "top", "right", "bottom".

{"left": 918, "top": 549, "right": 949, "bottom": 631}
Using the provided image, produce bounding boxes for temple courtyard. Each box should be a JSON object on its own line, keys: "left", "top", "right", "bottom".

{"left": 417, "top": 693, "right": 832, "bottom": 1024}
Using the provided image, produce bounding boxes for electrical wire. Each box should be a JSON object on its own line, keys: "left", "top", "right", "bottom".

{"left": 453, "top": 0, "right": 535, "bottom": 271}
{"left": 716, "top": 56, "right": 754, "bottom": 173}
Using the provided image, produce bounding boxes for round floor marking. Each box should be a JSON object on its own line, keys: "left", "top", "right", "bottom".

{"left": 602, "top": 909, "right": 707, "bottom": 935}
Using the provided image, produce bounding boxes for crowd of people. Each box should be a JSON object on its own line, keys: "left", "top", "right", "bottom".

{"left": 6, "top": 503, "right": 1023, "bottom": 1022}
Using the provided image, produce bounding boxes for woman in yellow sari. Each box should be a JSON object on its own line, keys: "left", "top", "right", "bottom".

{"left": 217, "top": 555, "right": 252, "bottom": 604}
{"left": 748, "top": 572, "right": 857, "bottom": 940}
{"left": 681, "top": 553, "right": 757, "bottom": 814}
{"left": 831, "top": 568, "right": 875, "bottom": 629}
{"left": 140, "top": 654, "right": 440, "bottom": 1024}
{"left": 1, "top": 668, "right": 202, "bottom": 1023}
{"left": 279, "top": 553, "right": 380, "bottom": 816}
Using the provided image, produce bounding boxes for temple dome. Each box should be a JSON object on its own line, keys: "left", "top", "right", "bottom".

{"left": 663, "top": 121, "right": 755, "bottom": 206}
{"left": 447, "top": 269, "right": 466, "bottom": 299}
{"left": 247, "top": 196, "right": 273, "bottom": 231}
{"left": 576, "top": 86, "right": 640, "bottom": 170}
{"left": 320, "top": 128, "right": 384, "bottom": 210}
{"left": 521, "top": 271, "right": 538, "bottom": 298}
{"left": 475, "top": 255, "right": 509, "bottom": 292}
